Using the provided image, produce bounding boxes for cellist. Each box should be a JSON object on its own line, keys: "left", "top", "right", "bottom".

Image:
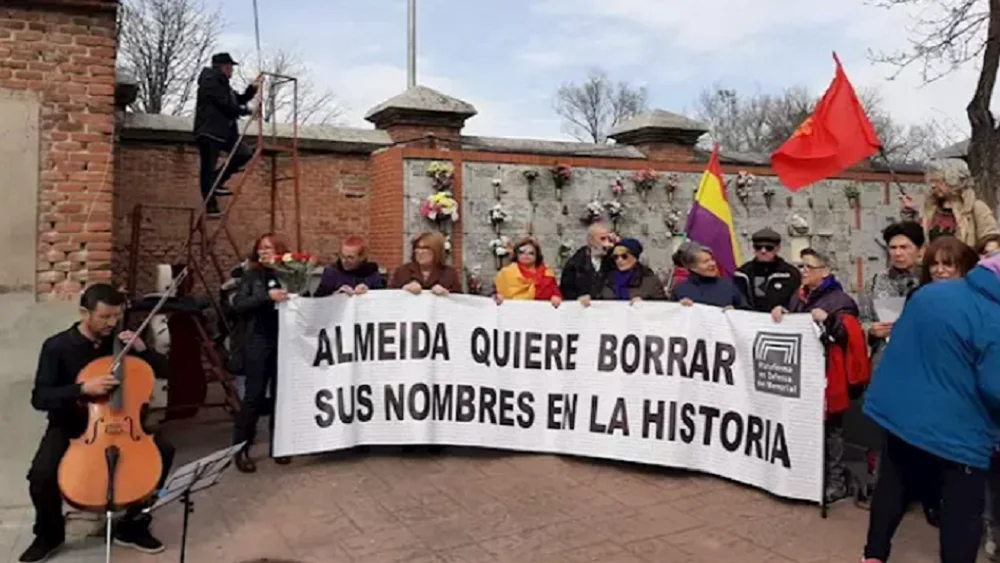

{"left": 19, "top": 283, "right": 175, "bottom": 563}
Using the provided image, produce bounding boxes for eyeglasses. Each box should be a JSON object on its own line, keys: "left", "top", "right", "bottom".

{"left": 415, "top": 245, "right": 431, "bottom": 251}
{"left": 612, "top": 253, "right": 631, "bottom": 261}
{"left": 753, "top": 244, "right": 776, "bottom": 252}
{"left": 796, "top": 263, "right": 824, "bottom": 271}
{"left": 517, "top": 247, "right": 535, "bottom": 255}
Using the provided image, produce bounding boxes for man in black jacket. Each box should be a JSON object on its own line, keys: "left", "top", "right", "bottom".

{"left": 733, "top": 227, "right": 800, "bottom": 312}
{"left": 193, "top": 52, "right": 258, "bottom": 217}
{"left": 559, "top": 223, "right": 616, "bottom": 300}
{"left": 19, "top": 284, "right": 175, "bottom": 562}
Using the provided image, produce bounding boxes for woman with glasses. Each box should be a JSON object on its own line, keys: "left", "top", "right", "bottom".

{"left": 388, "top": 231, "right": 463, "bottom": 296}
{"left": 580, "top": 238, "right": 664, "bottom": 305}
{"left": 493, "top": 237, "right": 562, "bottom": 307}
{"left": 672, "top": 241, "right": 747, "bottom": 309}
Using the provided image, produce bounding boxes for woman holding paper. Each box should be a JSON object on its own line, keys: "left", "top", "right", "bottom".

{"left": 493, "top": 237, "right": 562, "bottom": 307}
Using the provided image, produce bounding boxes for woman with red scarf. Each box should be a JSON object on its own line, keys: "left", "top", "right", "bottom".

{"left": 493, "top": 237, "right": 562, "bottom": 306}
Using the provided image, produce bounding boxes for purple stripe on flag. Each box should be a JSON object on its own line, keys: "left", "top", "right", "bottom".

{"left": 685, "top": 203, "right": 738, "bottom": 276}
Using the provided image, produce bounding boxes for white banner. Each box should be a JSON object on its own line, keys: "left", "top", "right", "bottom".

{"left": 274, "top": 290, "right": 826, "bottom": 502}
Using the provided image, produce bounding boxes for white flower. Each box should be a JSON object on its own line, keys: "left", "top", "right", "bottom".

{"left": 491, "top": 178, "right": 502, "bottom": 187}
{"left": 282, "top": 252, "right": 293, "bottom": 263}
{"left": 488, "top": 203, "right": 510, "bottom": 225}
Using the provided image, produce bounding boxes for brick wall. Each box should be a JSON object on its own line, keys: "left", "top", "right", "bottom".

{"left": 0, "top": 2, "right": 118, "bottom": 300}
{"left": 114, "top": 141, "right": 372, "bottom": 295}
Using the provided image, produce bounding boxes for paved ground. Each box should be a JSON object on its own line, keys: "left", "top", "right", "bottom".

{"left": 0, "top": 295, "right": 985, "bottom": 563}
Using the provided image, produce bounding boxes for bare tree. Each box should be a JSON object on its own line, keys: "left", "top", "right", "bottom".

{"left": 116, "top": 0, "right": 221, "bottom": 115}
{"left": 868, "top": 0, "right": 1000, "bottom": 209}
{"left": 554, "top": 69, "right": 649, "bottom": 143}
{"left": 695, "top": 83, "right": 951, "bottom": 163}
{"left": 232, "top": 49, "right": 343, "bottom": 126}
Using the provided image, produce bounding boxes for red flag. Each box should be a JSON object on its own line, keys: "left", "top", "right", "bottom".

{"left": 770, "top": 53, "right": 881, "bottom": 191}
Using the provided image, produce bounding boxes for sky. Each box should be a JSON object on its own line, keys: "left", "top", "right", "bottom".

{"left": 210, "top": 0, "right": 984, "bottom": 144}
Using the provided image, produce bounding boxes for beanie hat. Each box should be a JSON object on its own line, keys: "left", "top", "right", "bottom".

{"left": 615, "top": 238, "right": 643, "bottom": 258}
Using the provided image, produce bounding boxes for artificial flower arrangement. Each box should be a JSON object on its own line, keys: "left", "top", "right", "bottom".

{"left": 605, "top": 199, "right": 624, "bottom": 221}
{"left": 581, "top": 198, "right": 604, "bottom": 224}
{"left": 426, "top": 161, "right": 455, "bottom": 190}
{"left": 551, "top": 164, "right": 572, "bottom": 201}
{"left": 271, "top": 251, "right": 317, "bottom": 295}
{"left": 734, "top": 170, "right": 756, "bottom": 203}
{"left": 610, "top": 178, "right": 625, "bottom": 198}
{"left": 488, "top": 203, "right": 510, "bottom": 232}
{"left": 420, "top": 191, "right": 460, "bottom": 223}
{"left": 844, "top": 182, "right": 861, "bottom": 206}
{"left": 489, "top": 235, "right": 511, "bottom": 269}
{"left": 630, "top": 169, "right": 660, "bottom": 201}
{"left": 663, "top": 208, "right": 683, "bottom": 234}
{"left": 664, "top": 172, "right": 681, "bottom": 202}
{"left": 464, "top": 266, "right": 482, "bottom": 295}
{"left": 523, "top": 169, "right": 540, "bottom": 201}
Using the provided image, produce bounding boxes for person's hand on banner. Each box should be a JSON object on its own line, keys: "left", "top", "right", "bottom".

{"left": 771, "top": 305, "right": 788, "bottom": 323}
{"left": 269, "top": 288, "right": 288, "bottom": 302}
{"left": 723, "top": 306, "right": 734, "bottom": 311}
{"left": 871, "top": 321, "right": 893, "bottom": 338}
{"left": 354, "top": 284, "right": 369, "bottom": 295}
{"left": 810, "top": 308, "right": 828, "bottom": 323}
{"left": 337, "top": 285, "right": 354, "bottom": 295}
{"left": 550, "top": 295, "right": 562, "bottom": 308}
{"left": 679, "top": 298, "right": 694, "bottom": 307}
{"left": 431, "top": 284, "right": 449, "bottom": 296}
{"left": 630, "top": 297, "right": 642, "bottom": 305}
{"left": 403, "top": 281, "right": 422, "bottom": 295}
{"left": 578, "top": 295, "right": 592, "bottom": 308}
{"left": 494, "top": 293, "right": 504, "bottom": 305}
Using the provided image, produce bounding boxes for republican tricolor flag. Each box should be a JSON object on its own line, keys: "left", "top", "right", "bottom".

{"left": 684, "top": 144, "right": 742, "bottom": 277}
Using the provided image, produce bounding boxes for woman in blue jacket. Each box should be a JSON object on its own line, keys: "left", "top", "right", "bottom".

{"left": 672, "top": 241, "right": 747, "bottom": 309}
{"left": 861, "top": 253, "right": 1000, "bottom": 563}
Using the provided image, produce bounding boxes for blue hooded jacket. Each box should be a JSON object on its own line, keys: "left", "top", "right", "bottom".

{"left": 863, "top": 265, "right": 1000, "bottom": 469}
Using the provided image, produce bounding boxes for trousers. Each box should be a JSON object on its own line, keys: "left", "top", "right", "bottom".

{"left": 27, "top": 425, "right": 175, "bottom": 542}
{"left": 864, "top": 432, "right": 985, "bottom": 562}
{"left": 232, "top": 344, "right": 277, "bottom": 455}
{"left": 195, "top": 135, "right": 253, "bottom": 202}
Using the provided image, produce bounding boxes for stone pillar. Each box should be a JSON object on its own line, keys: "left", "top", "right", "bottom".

{"left": 364, "top": 85, "right": 477, "bottom": 145}
{"left": 608, "top": 110, "right": 709, "bottom": 163}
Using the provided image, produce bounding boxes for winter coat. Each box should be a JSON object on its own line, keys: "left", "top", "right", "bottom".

{"left": 733, "top": 257, "right": 800, "bottom": 313}
{"left": 228, "top": 266, "right": 280, "bottom": 374}
{"left": 672, "top": 273, "right": 748, "bottom": 308}
{"left": 193, "top": 67, "right": 255, "bottom": 142}
{"left": 788, "top": 276, "right": 859, "bottom": 347}
{"left": 909, "top": 188, "right": 999, "bottom": 246}
{"left": 596, "top": 264, "right": 666, "bottom": 301}
{"left": 388, "top": 262, "right": 463, "bottom": 293}
{"left": 864, "top": 266, "right": 1000, "bottom": 469}
{"left": 313, "top": 260, "right": 385, "bottom": 297}
{"left": 559, "top": 246, "right": 613, "bottom": 300}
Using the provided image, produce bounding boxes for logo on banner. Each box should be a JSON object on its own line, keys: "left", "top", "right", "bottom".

{"left": 752, "top": 332, "right": 802, "bottom": 398}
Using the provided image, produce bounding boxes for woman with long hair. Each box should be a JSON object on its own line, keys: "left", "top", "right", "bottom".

{"left": 493, "top": 237, "right": 562, "bottom": 306}
{"left": 230, "top": 233, "right": 292, "bottom": 473}
{"left": 907, "top": 236, "right": 980, "bottom": 302}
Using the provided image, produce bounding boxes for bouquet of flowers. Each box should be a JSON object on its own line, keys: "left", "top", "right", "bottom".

{"left": 272, "top": 251, "right": 316, "bottom": 295}
{"left": 630, "top": 169, "right": 659, "bottom": 201}
{"left": 581, "top": 199, "right": 604, "bottom": 224}
{"left": 426, "top": 161, "right": 455, "bottom": 190}
{"left": 611, "top": 178, "right": 625, "bottom": 197}
{"left": 735, "top": 170, "right": 756, "bottom": 203}
{"left": 551, "top": 164, "right": 572, "bottom": 200}
{"left": 664, "top": 172, "right": 681, "bottom": 201}
{"left": 558, "top": 240, "right": 574, "bottom": 265}
{"left": 605, "top": 199, "right": 624, "bottom": 221}
{"left": 421, "top": 191, "right": 460, "bottom": 223}
{"left": 489, "top": 235, "right": 511, "bottom": 257}
{"left": 488, "top": 203, "right": 510, "bottom": 229}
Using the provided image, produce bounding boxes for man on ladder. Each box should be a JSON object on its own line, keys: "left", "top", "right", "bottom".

{"left": 193, "top": 52, "right": 258, "bottom": 218}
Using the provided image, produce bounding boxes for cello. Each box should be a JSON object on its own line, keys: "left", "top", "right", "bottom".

{"left": 57, "top": 302, "right": 163, "bottom": 515}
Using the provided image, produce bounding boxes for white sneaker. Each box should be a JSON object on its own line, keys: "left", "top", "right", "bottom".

{"left": 986, "top": 525, "right": 997, "bottom": 558}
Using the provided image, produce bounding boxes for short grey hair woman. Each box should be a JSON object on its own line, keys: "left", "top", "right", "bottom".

{"left": 671, "top": 241, "right": 747, "bottom": 309}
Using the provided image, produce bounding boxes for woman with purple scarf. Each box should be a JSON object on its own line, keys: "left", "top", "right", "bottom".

{"left": 586, "top": 238, "right": 664, "bottom": 304}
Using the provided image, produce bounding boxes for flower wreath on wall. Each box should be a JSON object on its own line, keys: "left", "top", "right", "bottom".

{"left": 421, "top": 161, "right": 460, "bottom": 253}
{"left": 630, "top": 169, "right": 660, "bottom": 202}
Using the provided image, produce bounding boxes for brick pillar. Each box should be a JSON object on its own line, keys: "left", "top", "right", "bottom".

{"left": 608, "top": 110, "right": 709, "bottom": 163}
{"left": 1, "top": 0, "right": 119, "bottom": 300}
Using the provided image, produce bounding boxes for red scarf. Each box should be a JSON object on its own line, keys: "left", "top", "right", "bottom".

{"left": 518, "top": 263, "right": 561, "bottom": 300}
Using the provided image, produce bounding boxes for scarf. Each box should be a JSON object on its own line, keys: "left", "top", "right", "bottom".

{"left": 612, "top": 269, "right": 635, "bottom": 300}
{"left": 494, "top": 263, "right": 560, "bottom": 300}
{"left": 980, "top": 252, "right": 1000, "bottom": 278}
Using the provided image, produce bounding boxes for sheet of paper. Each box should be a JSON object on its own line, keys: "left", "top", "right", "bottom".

{"left": 874, "top": 297, "right": 906, "bottom": 324}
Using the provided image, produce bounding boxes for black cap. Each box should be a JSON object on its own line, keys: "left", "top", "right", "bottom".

{"left": 751, "top": 227, "right": 781, "bottom": 245}
{"left": 211, "top": 52, "right": 238, "bottom": 66}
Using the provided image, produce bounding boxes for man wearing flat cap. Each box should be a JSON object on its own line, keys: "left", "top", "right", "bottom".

{"left": 193, "top": 52, "right": 259, "bottom": 218}
{"left": 733, "top": 227, "right": 800, "bottom": 312}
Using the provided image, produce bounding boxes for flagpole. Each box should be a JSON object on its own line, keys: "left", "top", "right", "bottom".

{"left": 875, "top": 148, "right": 909, "bottom": 197}
{"left": 407, "top": 0, "right": 417, "bottom": 89}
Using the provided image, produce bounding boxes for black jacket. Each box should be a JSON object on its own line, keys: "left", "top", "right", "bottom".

{"left": 228, "top": 267, "right": 280, "bottom": 374}
{"left": 597, "top": 265, "right": 666, "bottom": 301}
{"left": 559, "top": 246, "right": 613, "bottom": 300}
{"left": 733, "top": 258, "right": 801, "bottom": 313}
{"left": 193, "top": 67, "right": 255, "bottom": 142}
{"left": 32, "top": 324, "right": 166, "bottom": 436}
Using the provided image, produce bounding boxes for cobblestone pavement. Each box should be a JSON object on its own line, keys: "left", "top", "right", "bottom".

{"left": 3, "top": 416, "right": 985, "bottom": 563}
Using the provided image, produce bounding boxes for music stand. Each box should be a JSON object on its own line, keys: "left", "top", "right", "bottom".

{"left": 147, "top": 442, "right": 246, "bottom": 563}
